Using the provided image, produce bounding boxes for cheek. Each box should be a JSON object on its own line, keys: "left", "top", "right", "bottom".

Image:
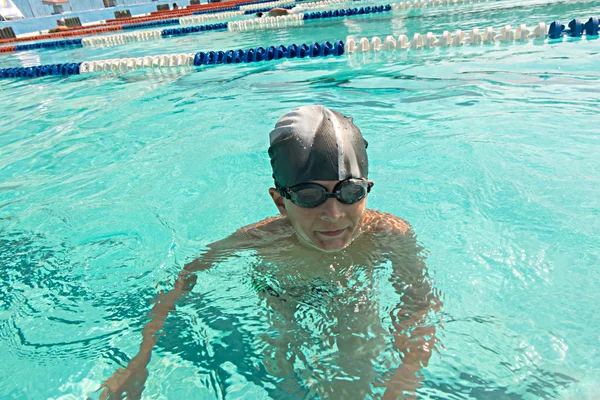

{"left": 286, "top": 203, "right": 318, "bottom": 233}
{"left": 348, "top": 199, "right": 367, "bottom": 218}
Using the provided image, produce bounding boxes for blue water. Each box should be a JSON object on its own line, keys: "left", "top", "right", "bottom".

{"left": 1, "top": 0, "right": 599, "bottom": 398}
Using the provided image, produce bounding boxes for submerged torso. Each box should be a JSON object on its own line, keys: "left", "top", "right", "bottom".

{"left": 162, "top": 210, "right": 429, "bottom": 398}
{"left": 250, "top": 244, "right": 402, "bottom": 398}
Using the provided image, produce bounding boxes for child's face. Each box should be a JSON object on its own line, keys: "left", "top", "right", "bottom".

{"left": 270, "top": 180, "right": 368, "bottom": 252}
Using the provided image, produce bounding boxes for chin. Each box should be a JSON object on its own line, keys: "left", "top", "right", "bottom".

{"left": 298, "top": 234, "right": 349, "bottom": 253}
{"left": 318, "top": 243, "right": 349, "bottom": 253}
{"left": 313, "top": 234, "right": 352, "bottom": 252}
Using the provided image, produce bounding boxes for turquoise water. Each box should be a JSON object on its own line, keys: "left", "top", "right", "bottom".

{"left": 1, "top": 0, "right": 600, "bottom": 398}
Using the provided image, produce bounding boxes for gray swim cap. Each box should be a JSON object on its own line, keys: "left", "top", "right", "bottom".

{"left": 268, "top": 105, "right": 369, "bottom": 188}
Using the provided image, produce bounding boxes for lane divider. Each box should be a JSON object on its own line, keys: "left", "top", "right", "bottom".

{"left": 83, "top": 22, "right": 228, "bottom": 46}
{"left": 344, "top": 18, "right": 600, "bottom": 53}
{"left": 0, "top": 23, "right": 229, "bottom": 50}
{"left": 2, "top": 15, "right": 597, "bottom": 78}
{"left": 1, "top": 0, "right": 354, "bottom": 51}
{"left": 7, "top": 0, "right": 588, "bottom": 55}
{"left": 0, "top": 0, "right": 485, "bottom": 50}
{"left": 0, "top": 40, "right": 344, "bottom": 79}
{"left": 239, "top": 0, "right": 296, "bottom": 10}
{"left": 0, "top": 26, "right": 123, "bottom": 46}
{"left": 228, "top": 14, "right": 304, "bottom": 31}
{"left": 161, "top": 22, "right": 229, "bottom": 37}
{"left": 0, "top": 0, "right": 296, "bottom": 45}
{"left": 228, "top": 3, "right": 394, "bottom": 32}
{"left": 303, "top": 4, "right": 391, "bottom": 19}
{"left": 179, "top": 11, "right": 245, "bottom": 25}
{"left": 392, "top": 0, "right": 485, "bottom": 6}
{"left": 81, "top": 31, "right": 162, "bottom": 46}
{"left": 300, "top": 0, "right": 347, "bottom": 9}
{"left": 548, "top": 17, "right": 599, "bottom": 38}
{"left": 121, "top": 17, "right": 182, "bottom": 30}
{"left": 6, "top": 38, "right": 83, "bottom": 52}
{"left": 0, "top": 0, "right": 488, "bottom": 53}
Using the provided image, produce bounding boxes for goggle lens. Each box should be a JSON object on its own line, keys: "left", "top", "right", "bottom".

{"left": 289, "top": 187, "right": 325, "bottom": 207}
{"left": 284, "top": 179, "right": 372, "bottom": 208}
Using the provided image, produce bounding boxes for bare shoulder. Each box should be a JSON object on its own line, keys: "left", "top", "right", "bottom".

{"left": 229, "top": 215, "right": 294, "bottom": 244}
{"left": 361, "top": 209, "right": 413, "bottom": 235}
{"left": 185, "top": 216, "right": 291, "bottom": 273}
{"left": 210, "top": 215, "right": 293, "bottom": 250}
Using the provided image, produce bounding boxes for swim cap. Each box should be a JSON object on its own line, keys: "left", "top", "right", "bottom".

{"left": 268, "top": 105, "right": 369, "bottom": 188}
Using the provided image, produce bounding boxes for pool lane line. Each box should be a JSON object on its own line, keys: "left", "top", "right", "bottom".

{"left": 1, "top": 16, "right": 598, "bottom": 80}
{"left": 0, "top": 40, "right": 345, "bottom": 79}
{"left": 344, "top": 18, "right": 600, "bottom": 53}
{"left": 0, "top": 0, "right": 477, "bottom": 53}
{"left": 0, "top": 0, "right": 296, "bottom": 46}
{"left": 0, "top": 23, "right": 230, "bottom": 54}
{"left": 227, "top": 4, "right": 391, "bottom": 32}
{"left": 0, "top": 0, "right": 487, "bottom": 51}
{"left": 1, "top": 9, "right": 597, "bottom": 55}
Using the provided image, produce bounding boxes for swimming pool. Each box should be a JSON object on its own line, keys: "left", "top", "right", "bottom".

{"left": 1, "top": 0, "right": 599, "bottom": 398}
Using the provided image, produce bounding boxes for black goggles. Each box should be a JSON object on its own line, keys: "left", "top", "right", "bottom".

{"left": 277, "top": 179, "right": 373, "bottom": 208}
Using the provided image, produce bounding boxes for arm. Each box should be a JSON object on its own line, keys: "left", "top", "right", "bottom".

{"left": 98, "top": 236, "right": 246, "bottom": 399}
{"left": 385, "top": 267, "right": 441, "bottom": 399}
{"left": 372, "top": 216, "right": 442, "bottom": 399}
{"left": 98, "top": 217, "right": 283, "bottom": 399}
{"left": 98, "top": 254, "right": 212, "bottom": 399}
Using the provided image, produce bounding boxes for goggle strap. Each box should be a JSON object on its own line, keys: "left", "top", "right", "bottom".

{"left": 274, "top": 181, "right": 290, "bottom": 199}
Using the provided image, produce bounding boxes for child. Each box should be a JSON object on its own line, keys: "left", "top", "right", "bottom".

{"left": 100, "top": 106, "right": 441, "bottom": 399}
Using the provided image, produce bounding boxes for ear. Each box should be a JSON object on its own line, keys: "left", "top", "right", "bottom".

{"left": 268, "top": 188, "right": 288, "bottom": 216}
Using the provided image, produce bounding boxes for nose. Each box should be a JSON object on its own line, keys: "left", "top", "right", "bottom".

{"left": 320, "top": 198, "right": 345, "bottom": 221}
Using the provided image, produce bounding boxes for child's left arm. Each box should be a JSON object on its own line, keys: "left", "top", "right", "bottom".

{"left": 372, "top": 216, "right": 442, "bottom": 399}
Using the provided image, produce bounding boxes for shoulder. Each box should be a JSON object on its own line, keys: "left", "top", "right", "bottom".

{"left": 185, "top": 216, "right": 291, "bottom": 272}
{"left": 361, "top": 209, "right": 413, "bottom": 235}
{"left": 233, "top": 215, "right": 294, "bottom": 240}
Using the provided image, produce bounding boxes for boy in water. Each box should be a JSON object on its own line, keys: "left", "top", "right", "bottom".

{"left": 100, "top": 106, "right": 441, "bottom": 399}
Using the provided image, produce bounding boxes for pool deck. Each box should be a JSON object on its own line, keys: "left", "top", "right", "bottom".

{"left": 0, "top": 0, "right": 190, "bottom": 35}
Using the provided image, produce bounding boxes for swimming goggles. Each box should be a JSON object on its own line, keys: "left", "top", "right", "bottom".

{"left": 276, "top": 179, "right": 373, "bottom": 208}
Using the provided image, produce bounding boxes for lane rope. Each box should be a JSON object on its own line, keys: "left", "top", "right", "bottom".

{"left": 0, "top": 40, "right": 345, "bottom": 79}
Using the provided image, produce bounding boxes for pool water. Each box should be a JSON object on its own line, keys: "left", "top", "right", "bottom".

{"left": 1, "top": 0, "right": 599, "bottom": 398}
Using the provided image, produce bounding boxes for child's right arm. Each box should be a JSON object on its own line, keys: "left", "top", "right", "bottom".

{"left": 98, "top": 239, "right": 234, "bottom": 400}
{"left": 98, "top": 256, "right": 208, "bottom": 400}
{"left": 98, "top": 217, "right": 284, "bottom": 399}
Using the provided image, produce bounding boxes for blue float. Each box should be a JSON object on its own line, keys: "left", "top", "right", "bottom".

{"left": 234, "top": 49, "right": 244, "bottom": 63}
{"left": 244, "top": 48, "right": 255, "bottom": 62}
{"left": 309, "top": 42, "right": 320, "bottom": 57}
{"left": 263, "top": 46, "right": 272, "bottom": 61}
{"left": 204, "top": 51, "right": 214, "bottom": 64}
{"left": 584, "top": 16, "right": 599, "bottom": 36}
{"left": 548, "top": 21, "right": 565, "bottom": 39}
{"left": 286, "top": 44, "right": 297, "bottom": 58}
{"left": 320, "top": 41, "right": 332, "bottom": 56}
{"left": 568, "top": 18, "right": 584, "bottom": 37}
{"left": 224, "top": 50, "right": 234, "bottom": 63}
{"left": 0, "top": 61, "right": 83, "bottom": 79}
{"left": 275, "top": 45, "right": 286, "bottom": 59}
{"left": 297, "top": 43, "right": 309, "bottom": 58}
{"left": 255, "top": 47, "right": 266, "bottom": 62}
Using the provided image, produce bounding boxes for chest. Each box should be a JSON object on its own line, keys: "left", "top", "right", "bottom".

{"left": 252, "top": 259, "right": 399, "bottom": 340}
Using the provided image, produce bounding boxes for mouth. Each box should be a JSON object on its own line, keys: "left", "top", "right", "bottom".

{"left": 316, "top": 228, "right": 346, "bottom": 238}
